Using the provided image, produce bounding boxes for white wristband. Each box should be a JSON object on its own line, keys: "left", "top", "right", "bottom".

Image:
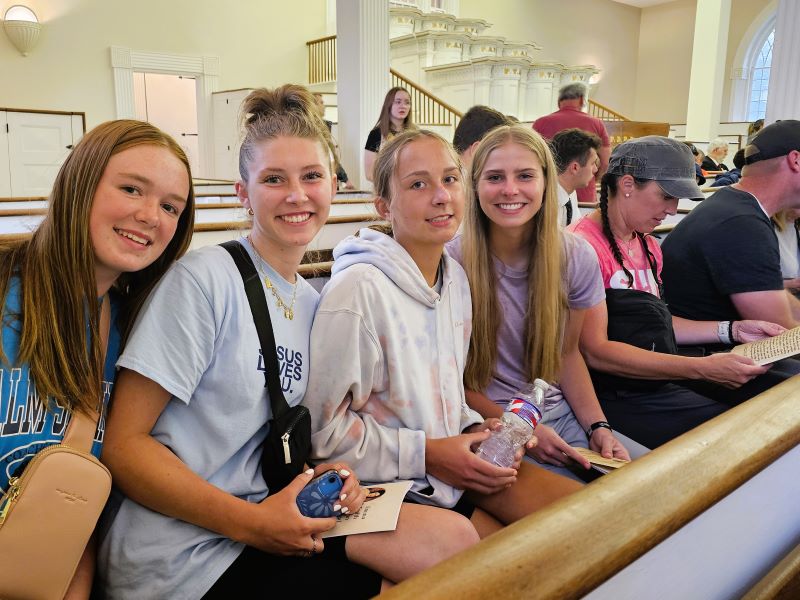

{"left": 717, "top": 321, "right": 732, "bottom": 344}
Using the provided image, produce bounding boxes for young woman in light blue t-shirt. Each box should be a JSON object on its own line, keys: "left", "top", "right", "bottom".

{"left": 97, "top": 85, "right": 478, "bottom": 600}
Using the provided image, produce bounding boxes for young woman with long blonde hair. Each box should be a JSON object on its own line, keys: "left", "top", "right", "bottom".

{"left": 449, "top": 125, "right": 633, "bottom": 482}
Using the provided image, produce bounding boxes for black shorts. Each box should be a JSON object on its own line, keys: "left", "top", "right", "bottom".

{"left": 202, "top": 537, "right": 382, "bottom": 599}
{"left": 404, "top": 489, "right": 476, "bottom": 520}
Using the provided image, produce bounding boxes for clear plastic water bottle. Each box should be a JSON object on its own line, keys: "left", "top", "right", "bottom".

{"left": 475, "top": 378, "right": 549, "bottom": 468}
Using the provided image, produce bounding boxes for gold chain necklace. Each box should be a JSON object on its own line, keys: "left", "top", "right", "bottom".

{"left": 248, "top": 237, "right": 298, "bottom": 320}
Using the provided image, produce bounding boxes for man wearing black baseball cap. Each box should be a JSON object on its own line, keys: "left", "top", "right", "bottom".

{"left": 663, "top": 119, "right": 800, "bottom": 332}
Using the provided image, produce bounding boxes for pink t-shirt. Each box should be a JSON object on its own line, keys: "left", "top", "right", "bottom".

{"left": 568, "top": 215, "right": 663, "bottom": 297}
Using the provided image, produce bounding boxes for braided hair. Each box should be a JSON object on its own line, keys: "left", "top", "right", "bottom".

{"left": 598, "top": 173, "right": 663, "bottom": 292}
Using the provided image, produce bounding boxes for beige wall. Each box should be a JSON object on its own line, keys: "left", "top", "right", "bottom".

{"left": 459, "top": 0, "right": 642, "bottom": 117}
{"left": 633, "top": 0, "right": 776, "bottom": 125}
{"left": 633, "top": 0, "right": 696, "bottom": 123}
{"left": 0, "top": 0, "right": 328, "bottom": 129}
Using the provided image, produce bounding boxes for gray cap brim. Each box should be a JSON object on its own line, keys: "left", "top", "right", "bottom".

{"left": 657, "top": 178, "right": 705, "bottom": 201}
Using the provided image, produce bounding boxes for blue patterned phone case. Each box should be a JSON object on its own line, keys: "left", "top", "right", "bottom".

{"left": 296, "top": 470, "right": 344, "bottom": 518}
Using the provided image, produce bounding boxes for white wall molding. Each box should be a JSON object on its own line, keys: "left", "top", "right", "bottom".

{"left": 110, "top": 46, "right": 220, "bottom": 178}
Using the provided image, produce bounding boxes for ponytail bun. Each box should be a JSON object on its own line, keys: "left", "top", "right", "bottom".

{"left": 238, "top": 84, "right": 336, "bottom": 181}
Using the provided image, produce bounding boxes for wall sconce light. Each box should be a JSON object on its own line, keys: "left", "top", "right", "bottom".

{"left": 3, "top": 5, "right": 41, "bottom": 56}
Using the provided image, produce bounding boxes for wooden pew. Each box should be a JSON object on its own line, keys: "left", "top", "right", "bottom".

{"left": 1, "top": 213, "right": 384, "bottom": 252}
{"left": 379, "top": 376, "right": 800, "bottom": 600}
{"left": 601, "top": 121, "right": 671, "bottom": 147}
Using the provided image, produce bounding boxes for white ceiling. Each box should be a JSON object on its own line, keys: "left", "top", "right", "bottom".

{"left": 612, "top": 0, "right": 675, "bottom": 7}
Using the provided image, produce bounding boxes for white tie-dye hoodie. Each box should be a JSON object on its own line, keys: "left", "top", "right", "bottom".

{"left": 305, "top": 228, "right": 483, "bottom": 508}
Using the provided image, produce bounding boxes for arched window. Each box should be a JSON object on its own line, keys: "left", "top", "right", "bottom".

{"left": 729, "top": 3, "right": 776, "bottom": 122}
{"left": 747, "top": 30, "right": 774, "bottom": 121}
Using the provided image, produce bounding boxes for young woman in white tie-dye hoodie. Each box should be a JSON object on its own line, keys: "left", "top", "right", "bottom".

{"left": 305, "top": 130, "right": 580, "bottom": 538}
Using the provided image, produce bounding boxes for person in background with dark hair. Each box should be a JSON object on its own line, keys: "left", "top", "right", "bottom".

{"left": 550, "top": 128, "right": 601, "bottom": 227}
{"left": 684, "top": 142, "right": 707, "bottom": 186}
{"left": 533, "top": 82, "right": 611, "bottom": 202}
{"left": 452, "top": 105, "right": 510, "bottom": 168}
{"left": 313, "top": 92, "right": 355, "bottom": 190}
{"left": 710, "top": 148, "right": 745, "bottom": 187}
{"left": 569, "top": 136, "right": 780, "bottom": 448}
{"left": 0, "top": 119, "right": 195, "bottom": 599}
{"left": 364, "top": 87, "right": 415, "bottom": 182}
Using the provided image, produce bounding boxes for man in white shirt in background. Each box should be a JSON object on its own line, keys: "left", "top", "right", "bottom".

{"left": 550, "top": 128, "right": 601, "bottom": 227}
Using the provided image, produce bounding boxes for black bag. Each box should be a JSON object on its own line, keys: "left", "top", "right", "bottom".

{"left": 590, "top": 235, "right": 678, "bottom": 393}
{"left": 221, "top": 241, "right": 312, "bottom": 493}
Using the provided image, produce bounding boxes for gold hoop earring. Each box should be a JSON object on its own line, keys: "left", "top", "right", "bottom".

{"left": 247, "top": 208, "right": 254, "bottom": 216}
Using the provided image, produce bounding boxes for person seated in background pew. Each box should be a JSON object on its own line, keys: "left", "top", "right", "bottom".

{"left": 569, "top": 136, "right": 783, "bottom": 448}
{"left": 710, "top": 148, "right": 745, "bottom": 187}
{"left": 452, "top": 105, "right": 510, "bottom": 169}
{"left": 662, "top": 120, "right": 800, "bottom": 332}
{"left": 702, "top": 138, "right": 730, "bottom": 172}
{"left": 550, "top": 128, "right": 601, "bottom": 227}
{"left": 773, "top": 208, "right": 800, "bottom": 294}
{"left": 661, "top": 121, "right": 800, "bottom": 404}
{"left": 684, "top": 142, "right": 707, "bottom": 186}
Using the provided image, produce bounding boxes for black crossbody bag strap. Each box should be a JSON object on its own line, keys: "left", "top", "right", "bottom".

{"left": 220, "top": 240, "right": 290, "bottom": 420}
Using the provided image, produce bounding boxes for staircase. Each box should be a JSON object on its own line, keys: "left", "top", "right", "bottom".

{"left": 308, "top": 4, "right": 612, "bottom": 133}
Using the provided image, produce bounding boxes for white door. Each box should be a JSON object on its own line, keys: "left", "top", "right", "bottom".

{"left": 7, "top": 111, "right": 77, "bottom": 197}
{"left": 134, "top": 72, "right": 200, "bottom": 176}
{"left": 213, "top": 89, "right": 252, "bottom": 181}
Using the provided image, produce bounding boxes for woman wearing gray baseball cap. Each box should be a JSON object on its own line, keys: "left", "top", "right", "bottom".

{"left": 568, "top": 136, "right": 784, "bottom": 448}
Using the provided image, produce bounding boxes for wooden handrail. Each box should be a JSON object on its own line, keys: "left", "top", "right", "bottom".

{"left": 0, "top": 208, "right": 46, "bottom": 217}
{"left": 588, "top": 99, "right": 629, "bottom": 121}
{"left": 305, "top": 34, "right": 337, "bottom": 46}
{"left": 390, "top": 68, "right": 463, "bottom": 126}
{"left": 381, "top": 376, "right": 800, "bottom": 599}
{"left": 743, "top": 542, "right": 800, "bottom": 599}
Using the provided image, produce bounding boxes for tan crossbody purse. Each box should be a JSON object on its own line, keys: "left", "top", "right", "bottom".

{"left": 0, "top": 297, "right": 113, "bottom": 600}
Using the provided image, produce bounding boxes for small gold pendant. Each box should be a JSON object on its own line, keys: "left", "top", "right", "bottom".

{"left": 285, "top": 308, "right": 294, "bottom": 320}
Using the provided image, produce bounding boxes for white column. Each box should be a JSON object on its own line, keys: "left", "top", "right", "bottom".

{"left": 336, "top": 0, "right": 391, "bottom": 190}
{"left": 765, "top": 0, "right": 800, "bottom": 124}
{"left": 685, "top": 0, "right": 731, "bottom": 142}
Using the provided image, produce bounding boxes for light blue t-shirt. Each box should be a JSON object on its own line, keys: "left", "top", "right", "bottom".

{"left": 0, "top": 277, "right": 120, "bottom": 491}
{"left": 97, "top": 239, "right": 319, "bottom": 600}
